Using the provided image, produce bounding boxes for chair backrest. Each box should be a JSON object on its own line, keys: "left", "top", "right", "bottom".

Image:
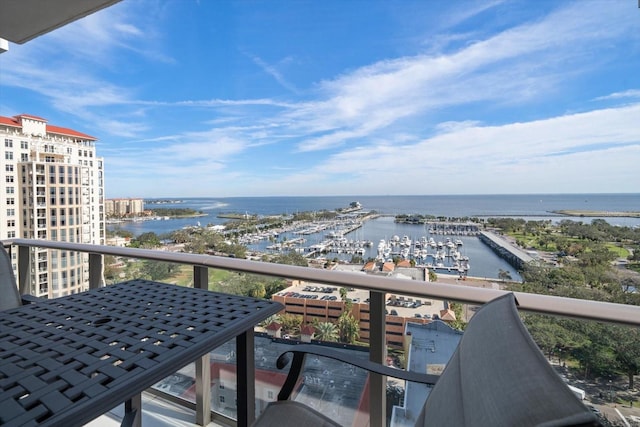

{"left": 416, "top": 293, "right": 600, "bottom": 426}
{"left": 0, "top": 245, "right": 22, "bottom": 311}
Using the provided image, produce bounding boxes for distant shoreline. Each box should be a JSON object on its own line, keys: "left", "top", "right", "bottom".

{"left": 552, "top": 210, "right": 640, "bottom": 218}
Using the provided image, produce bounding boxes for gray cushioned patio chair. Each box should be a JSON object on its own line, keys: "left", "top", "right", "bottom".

{"left": 254, "top": 293, "right": 601, "bottom": 427}
{"left": 0, "top": 245, "right": 22, "bottom": 311}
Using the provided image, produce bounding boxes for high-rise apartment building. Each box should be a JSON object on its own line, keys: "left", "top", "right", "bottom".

{"left": 0, "top": 114, "right": 105, "bottom": 298}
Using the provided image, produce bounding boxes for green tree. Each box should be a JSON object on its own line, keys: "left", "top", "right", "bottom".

{"left": 279, "top": 313, "right": 303, "bottom": 336}
{"left": 271, "top": 251, "right": 308, "bottom": 267}
{"left": 337, "top": 312, "right": 360, "bottom": 344}
{"left": 140, "top": 260, "right": 180, "bottom": 281}
{"left": 130, "top": 232, "right": 161, "bottom": 248}
{"left": 611, "top": 326, "right": 640, "bottom": 389}
{"left": 428, "top": 270, "right": 438, "bottom": 282}
{"left": 339, "top": 287, "right": 348, "bottom": 303}
{"left": 315, "top": 322, "right": 338, "bottom": 342}
{"left": 249, "top": 282, "right": 266, "bottom": 299}
{"left": 448, "top": 302, "right": 466, "bottom": 331}
{"left": 103, "top": 255, "right": 120, "bottom": 284}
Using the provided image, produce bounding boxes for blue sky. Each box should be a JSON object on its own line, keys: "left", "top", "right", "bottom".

{"left": 1, "top": 0, "right": 639, "bottom": 198}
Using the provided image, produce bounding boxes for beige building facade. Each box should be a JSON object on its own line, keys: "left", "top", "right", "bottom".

{"left": 105, "top": 198, "right": 144, "bottom": 217}
{"left": 1, "top": 114, "right": 105, "bottom": 298}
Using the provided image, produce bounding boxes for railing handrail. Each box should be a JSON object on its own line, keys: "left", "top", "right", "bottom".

{"left": 4, "top": 238, "right": 640, "bottom": 327}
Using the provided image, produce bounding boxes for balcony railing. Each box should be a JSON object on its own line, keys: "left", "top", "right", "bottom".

{"left": 3, "top": 237, "right": 640, "bottom": 427}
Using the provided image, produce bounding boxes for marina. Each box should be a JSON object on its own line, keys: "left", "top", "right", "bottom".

{"left": 105, "top": 194, "right": 640, "bottom": 281}
{"left": 238, "top": 214, "right": 480, "bottom": 277}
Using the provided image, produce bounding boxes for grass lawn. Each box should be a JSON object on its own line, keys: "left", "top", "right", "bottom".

{"left": 508, "top": 232, "right": 630, "bottom": 258}
{"left": 605, "top": 244, "right": 629, "bottom": 258}
{"left": 163, "top": 264, "right": 232, "bottom": 290}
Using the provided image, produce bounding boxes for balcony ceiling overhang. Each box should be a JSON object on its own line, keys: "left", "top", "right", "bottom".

{"left": 0, "top": 0, "right": 121, "bottom": 44}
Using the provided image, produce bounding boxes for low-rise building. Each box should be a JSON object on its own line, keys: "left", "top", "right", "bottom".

{"left": 271, "top": 267, "right": 447, "bottom": 348}
{"left": 391, "top": 321, "right": 463, "bottom": 427}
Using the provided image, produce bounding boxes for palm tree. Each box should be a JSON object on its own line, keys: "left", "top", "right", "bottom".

{"left": 315, "top": 322, "right": 338, "bottom": 342}
{"left": 337, "top": 313, "right": 360, "bottom": 344}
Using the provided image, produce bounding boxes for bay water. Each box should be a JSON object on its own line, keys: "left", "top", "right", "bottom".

{"left": 107, "top": 194, "right": 640, "bottom": 281}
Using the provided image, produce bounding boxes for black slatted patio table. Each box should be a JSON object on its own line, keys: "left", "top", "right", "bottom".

{"left": 0, "top": 279, "right": 283, "bottom": 427}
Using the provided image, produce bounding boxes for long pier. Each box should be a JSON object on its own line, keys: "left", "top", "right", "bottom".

{"left": 478, "top": 231, "right": 535, "bottom": 270}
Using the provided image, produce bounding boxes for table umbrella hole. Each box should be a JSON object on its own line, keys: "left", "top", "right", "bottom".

{"left": 92, "top": 317, "right": 113, "bottom": 326}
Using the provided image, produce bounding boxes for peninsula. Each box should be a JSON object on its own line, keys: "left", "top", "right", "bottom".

{"left": 552, "top": 210, "right": 640, "bottom": 218}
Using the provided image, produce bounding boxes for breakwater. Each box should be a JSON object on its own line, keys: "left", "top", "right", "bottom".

{"left": 478, "top": 231, "right": 535, "bottom": 270}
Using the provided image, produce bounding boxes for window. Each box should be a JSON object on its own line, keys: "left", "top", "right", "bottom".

{"left": 5, "top": 151, "right": 13, "bottom": 160}
{"left": 7, "top": 231, "right": 15, "bottom": 238}
{"left": 21, "top": 153, "right": 28, "bottom": 161}
{"left": 5, "top": 139, "right": 13, "bottom": 147}
{"left": 21, "top": 141, "right": 28, "bottom": 149}
{"left": 7, "top": 209, "right": 15, "bottom": 216}
{"left": 6, "top": 198, "right": 14, "bottom": 205}
{"left": 5, "top": 176, "right": 13, "bottom": 183}
{"left": 219, "top": 396, "right": 225, "bottom": 403}
{"left": 6, "top": 187, "right": 14, "bottom": 194}
{"left": 7, "top": 220, "right": 15, "bottom": 227}
{"left": 5, "top": 164, "right": 13, "bottom": 172}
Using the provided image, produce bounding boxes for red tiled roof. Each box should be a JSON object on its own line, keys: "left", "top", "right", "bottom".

{"left": 396, "top": 260, "right": 412, "bottom": 268}
{"left": 47, "top": 124, "right": 97, "bottom": 140}
{"left": 362, "top": 261, "right": 377, "bottom": 272}
{"left": 0, "top": 114, "right": 97, "bottom": 140}
{"left": 382, "top": 262, "right": 395, "bottom": 272}
{"left": 266, "top": 322, "right": 282, "bottom": 331}
{"left": 440, "top": 309, "right": 457, "bottom": 321}
{"left": 0, "top": 116, "right": 20, "bottom": 127}
{"left": 301, "top": 325, "right": 315, "bottom": 335}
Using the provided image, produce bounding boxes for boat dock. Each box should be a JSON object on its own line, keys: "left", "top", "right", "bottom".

{"left": 478, "top": 231, "right": 535, "bottom": 269}
{"left": 426, "top": 222, "right": 480, "bottom": 236}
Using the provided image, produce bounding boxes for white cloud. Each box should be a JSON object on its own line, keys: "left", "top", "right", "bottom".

{"left": 595, "top": 90, "right": 640, "bottom": 101}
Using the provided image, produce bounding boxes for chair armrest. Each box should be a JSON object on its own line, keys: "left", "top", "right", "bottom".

{"left": 276, "top": 344, "right": 440, "bottom": 401}
{"left": 21, "top": 294, "right": 43, "bottom": 304}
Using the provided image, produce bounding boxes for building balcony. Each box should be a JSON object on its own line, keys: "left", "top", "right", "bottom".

{"left": 2, "top": 238, "right": 640, "bottom": 427}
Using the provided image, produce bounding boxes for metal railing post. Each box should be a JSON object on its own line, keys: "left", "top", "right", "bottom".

{"left": 194, "top": 266, "right": 211, "bottom": 426}
{"left": 88, "top": 253, "right": 103, "bottom": 289}
{"left": 237, "top": 329, "right": 256, "bottom": 427}
{"left": 18, "top": 245, "right": 30, "bottom": 295}
{"left": 369, "top": 290, "right": 387, "bottom": 427}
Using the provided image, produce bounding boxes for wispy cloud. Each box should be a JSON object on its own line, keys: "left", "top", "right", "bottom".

{"left": 595, "top": 90, "right": 640, "bottom": 101}
{"left": 247, "top": 53, "right": 300, "bottom": 94}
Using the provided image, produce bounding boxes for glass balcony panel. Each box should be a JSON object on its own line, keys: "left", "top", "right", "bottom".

{"left": 152, "top": 364, "right": 196, "bottom": 402}
{"left": 287, "top": 349, "right": 372, "bottom": 426}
